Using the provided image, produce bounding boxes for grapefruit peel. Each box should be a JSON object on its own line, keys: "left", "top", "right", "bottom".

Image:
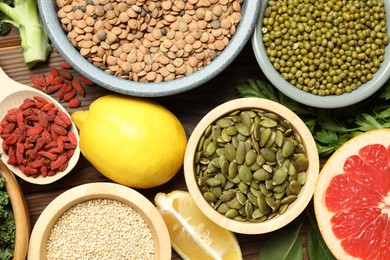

{"left": 314, "top": 129, "right": 390, "bottom": 260}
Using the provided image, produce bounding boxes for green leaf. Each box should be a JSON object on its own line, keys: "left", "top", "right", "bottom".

{"left": 258, "top": 222, "right": 303, "bottom": 260}
{"left": 306, "top": 210, "right": 336, "bottom": 260}
{"left": 355, "top": 113, "right": 384, "bottom": 131}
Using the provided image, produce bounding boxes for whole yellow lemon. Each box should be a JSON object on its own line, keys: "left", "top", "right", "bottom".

{"left": 71, "top": 94, "right": 187, "bottom": 188}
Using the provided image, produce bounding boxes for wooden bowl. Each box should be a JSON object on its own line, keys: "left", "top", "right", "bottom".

{"left": 28, "top": 182, "right": 171, "bottom": 260}
{"left": 184, "top": 98, "right": 319, "bottom": 234}
{"left": 0, "top": 160, "right": 30, "bottom": 260}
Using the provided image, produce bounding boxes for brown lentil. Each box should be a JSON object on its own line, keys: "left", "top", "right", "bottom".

{"left": 46, "top": 199, "right": 155, "bottom": 260}
{"left": 57, "top": 0, "right": 244, "bottom": 82}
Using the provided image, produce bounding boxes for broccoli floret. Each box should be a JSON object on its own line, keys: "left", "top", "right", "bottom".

{"left": 0, "top": 20, "right": 11, "bottom": 35}
{"left": 0, "top": 0, "right": 50, "bottom": 69}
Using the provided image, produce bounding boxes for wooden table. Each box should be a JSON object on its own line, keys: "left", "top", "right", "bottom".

{"left": 0, "top": 28, "right": 312, "bottom": 259}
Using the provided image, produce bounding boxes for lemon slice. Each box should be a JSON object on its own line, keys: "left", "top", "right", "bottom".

{"left": 154, "top": 190, "right": 242, "bottom": 260}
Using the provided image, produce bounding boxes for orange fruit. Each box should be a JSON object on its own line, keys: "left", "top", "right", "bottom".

{"left": 154, "top": 190, "right": 242, "bottom": 259}
{"left": 314, "top": 129, "right": 390, "bottom": 260}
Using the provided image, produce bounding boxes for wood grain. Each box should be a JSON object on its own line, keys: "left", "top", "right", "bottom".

{"left": 0, "top": 31, "right": 314, "bottom": 259}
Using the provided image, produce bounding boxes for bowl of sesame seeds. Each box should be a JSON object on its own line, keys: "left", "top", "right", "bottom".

{"left": 28, "top": 182, "right": 171, "bottom": 259}
{"left": 38, "top": 0, "right": 261, "bottom": 97}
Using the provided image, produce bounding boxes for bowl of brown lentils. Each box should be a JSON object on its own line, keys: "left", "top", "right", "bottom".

{"left": 28, "top": 182, "right": 171, "bottom": 259}
{"left": 183, "top": 98, "right": 320, "bottom": 234}
{"left": 38, "top": 0, "right": 260, "bottom": 96}
{"left": 252, "top": 0, "right": 390, "bottom": 109}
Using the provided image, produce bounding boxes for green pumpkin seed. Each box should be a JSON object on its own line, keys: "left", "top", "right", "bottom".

{"left": 260, "top": 118, "right": 278, "bottom": 128}
{"left": 224, "top": 180, "right": 235, "bottom": 190}
{"left": 260, "top": 127, "right": 271, "bottom": 147}
{"left": 221, "top": 129, "right": 232, "bottom": 142}
{"left": 226, "top": 126, "right": 237, "bottom": 136}
{"left": 282, "top": 140, "right": 295, "bottom": 158}
{"left": 281, "top": 195, "right": 297, "bottom": 204}
{"left": 267, "top": 212, "right": 277, "bottom": 219}
{"left": 253, "top": 168, "right": 272, "bottom": 181}
{"left": 228, "top": 160, "right": 238, "bottom": 179}
{"left": 211, "top": 157, "right": 220, "bottom": 168}
{"left": 245, "top": 149, "right": 257, "bottom": 166}
{"left": 260, "top": 183, "right": 272, "bottom": 197}
{"left": 236, "top": 141, "right": 246, "bottom": 165}
{"left": 238, "top": 181, "right": 249, "bottom": 194}
{"left": 224, "top": 143, "right": 236, "bottom": 162}
{"left": 289, "top": 180, "right": 301, "bottom": 195}
{"left": 250, "top": 180, "right": 260, "bottom": 190}
{"left": 297, "top": 171, "right": 306, "bottom": 185}
{"left": 256, "top": 154, "right": 266, "bottom": 166}
{"left": 235, "top": 122, "right": 250, "bottom": 136}
{"left": 220, "top": 157, "right": 229, "bottom": 175}
{"left": 238, "top": 165, "right": 253, "bottom": 185}
{"left": 239, "top": 207, "right": 247, "bottom": 217}
{"left": 211, "top": 125, "right": 221, "bottom": 142}
{"left": 295, "top": 155, "right": 309, "bottom": 172}
{"left": 211, "top": 186, "right": 222, "bottom": 198}
{"left": 251, "top": 122, "right": 261, "bottom": 141}
{"left": 225, "top": 208, "right": 240, "bottom": 219}
{"left": 216, "top": 173, "right": 227, "bottom": 188}
{"left": 226, "top": 197, "right": 242, "bottom": 210}
{"left": 216, "top": 148, "right": 225, "bottom": 157}
{"left": 217, "top": 203, "right": 230, "bottom": 214}
{"left": 264, "top": 131, "right": 276, "bottom": 148}
{"left": 244, "top": 200, "right": 254, "bottom": 217}
{"left": 216, "top": 117, "right": 234, "bottom": 128}
{"left": 274, "top": 192, "right": 285, "bottom": 200}
{"left": 257, "top": 195, "right": 270, "bottom": 214}
{"left": 278, "top": 203, "right": 289, "bottom": 214}
{"left": 220, "top": 190, "right": 236, "bottom": 202}
{"left": 273, "top": 166, "right": 288, "bottom": 185}
{"left": 252, "top": 208, "right": 265, "bottom": 219}
{"left": 260, "top": 148, "right": 276, "bottom": 162}
{"left": 240, "top": 111, "right": 252, "bottom": 126}
{"left": 265, "top": 197, "right": 277, "bottom": 211}
{"left": 273, "top": 181, "right": 287, "bottom": 193}
{"left": 250, "top": 187, "right": 262, "bottom": 198}
{"left": 247, "top": 192, "right": 258, "bottom": 206}
{"left": 236, "top": 191, "right": 247, "bottom": 205}
{"left": 265, "top": 179, "right": 274, "bottom": 190}
{"left": 275, "top": 130, "right": 284, "bottom": 147}
{"left": 204, "top": 192, "right": 217, "bottom": 202}
{"left": 263, "top": 112, "right": 280, "bottom": 121}
{"left": 207, "top": 178, "right": 221, "bottom": 187}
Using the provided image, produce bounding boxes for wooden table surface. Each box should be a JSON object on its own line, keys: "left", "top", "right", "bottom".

{"left": 0, "top": 27, "right": 314, "bottom": 259}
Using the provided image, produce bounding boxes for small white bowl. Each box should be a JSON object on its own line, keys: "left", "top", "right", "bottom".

{"left": 184, "top": 98, "right": 319, "bottom": 234}
{"left": 28, "top": 182, "right": 171, "bottom": 259}
{"left": 252, "top": 0, "right": 390, "bottom": 109}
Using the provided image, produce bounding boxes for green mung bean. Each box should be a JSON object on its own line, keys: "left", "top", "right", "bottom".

{"left": 262, "top": 0, "right": 389, "bottom": 96}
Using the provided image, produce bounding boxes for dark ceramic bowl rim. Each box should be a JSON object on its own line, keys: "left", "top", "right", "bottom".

{"left": 252, "top": 0, "right": 390, "bottom": 109}
{"left": 38, "top": 0, "right": 261, "bottom": 97}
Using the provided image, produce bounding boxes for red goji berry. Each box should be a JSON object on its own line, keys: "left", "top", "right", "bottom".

{"left": 68, "top": 131, "right": 77, "bottom": 145}
{"left": 59, "top": 62, "right": 72, "bottom": 69}
{"left": 68, "top": 97, "right": 81, "bottom": 108}
{"left": 58, "top": 69, "right": 73, "bottom": 80}
{"left": 78, "top": 75, "right": 94, "bottom": 85}
{"left": 50, "top": 154, "right": 68, "bottom": 170}
{"left": 63, "top": 88, "right": 77, "bottom": 101}
{"left": 50, "top": 66, "right": 60, "bottom": 78}
{"left": 71, "top": 78, "right": 85, "bottom": 96}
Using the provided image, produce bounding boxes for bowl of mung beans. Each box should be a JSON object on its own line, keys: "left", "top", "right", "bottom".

{"left": 37, "top": 0, "right": 260, "bottom": 97}
{"left": 252, "top": 0, "right": 390, "bottom": 109}
{"left": 28, "top": 182, "right": 171, "bottom": 259}
{"left": 183, "top": 98, "right": 319, "bottom": 234}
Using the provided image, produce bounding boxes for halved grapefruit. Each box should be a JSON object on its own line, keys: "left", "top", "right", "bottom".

{"left": 314, "top": 129, "right": 390, "bottom": 260}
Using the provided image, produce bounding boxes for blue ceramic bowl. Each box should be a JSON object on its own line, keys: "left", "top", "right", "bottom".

{"left": 252, "top": 0, "right": 390, "bottom": 109}
{"left": 38, "top": 0, "right": 260, "bottom": 97}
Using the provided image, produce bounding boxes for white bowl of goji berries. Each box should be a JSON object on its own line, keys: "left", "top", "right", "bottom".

{"left": 28, "top": 182, "right": 171, "bottom": 259}
{"left": 38, "top": 0, "right": 260, "bottom": 96}
{"left": 0, "top": 68, "right": 80, "bottom": 185}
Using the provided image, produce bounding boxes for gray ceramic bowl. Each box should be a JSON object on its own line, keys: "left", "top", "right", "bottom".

{"left": 38, "top": 0, "right": 260, "bottom": 97}
{"left": 252, "top": 0, "right": 390, "bottom": 109}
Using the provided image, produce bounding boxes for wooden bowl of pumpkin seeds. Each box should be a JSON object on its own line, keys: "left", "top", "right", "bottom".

{"left": 184, "top": 98, "right": 319, "bottom": 234}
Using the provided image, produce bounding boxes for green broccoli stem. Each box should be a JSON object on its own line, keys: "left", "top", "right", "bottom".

{"left": 0, "top": 0, "right": 50, "bottom": 69}
{"left": 18, "top": 22, "right": 50, "bottom": 69}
